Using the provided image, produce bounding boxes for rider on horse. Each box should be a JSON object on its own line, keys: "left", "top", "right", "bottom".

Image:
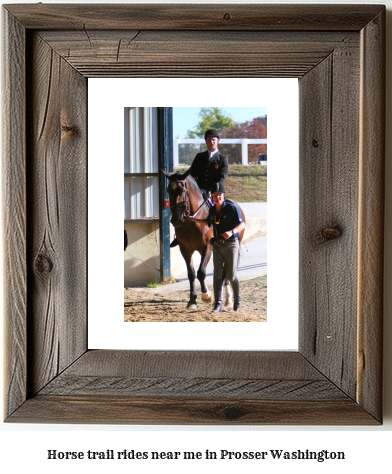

{"left": 170, "top": 128, "right": 228, "bottom": 247}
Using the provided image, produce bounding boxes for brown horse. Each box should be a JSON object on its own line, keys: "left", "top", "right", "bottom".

{"left": 163, "top": 170, "right": 246, "bottom": 310}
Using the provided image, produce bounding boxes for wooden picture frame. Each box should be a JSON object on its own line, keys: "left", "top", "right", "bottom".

{"left": 3, "top": 4, "right": 385, "bottom": 424}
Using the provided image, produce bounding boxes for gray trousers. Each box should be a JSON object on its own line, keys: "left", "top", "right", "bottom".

{"left": 213, "top": 238, "right": 239, "bottom": 282}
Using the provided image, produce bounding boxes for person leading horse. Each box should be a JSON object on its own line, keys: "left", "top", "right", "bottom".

{"left": 186, "top": 183, "right": 246, "bottom": 313}
{"left": 163, "top": 171, "right": 246, "bottom": 312}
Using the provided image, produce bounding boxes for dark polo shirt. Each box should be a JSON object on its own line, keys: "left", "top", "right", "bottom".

{"left": 207, "top": 201, "right": 244, "bottom": 239}
{"left": 188, "top": 150, "right": 228, "bottom": 191}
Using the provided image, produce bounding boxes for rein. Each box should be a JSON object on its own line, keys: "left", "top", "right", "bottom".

{"left": 190, "top": 196, "right": 209, "bottom": 219}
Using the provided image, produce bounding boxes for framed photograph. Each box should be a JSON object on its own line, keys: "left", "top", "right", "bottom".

{"left": 122, "top": 104, "right": 269, "bottom": 323}
{"left": 3, "top": 4, "right": 385, "bottom": 424}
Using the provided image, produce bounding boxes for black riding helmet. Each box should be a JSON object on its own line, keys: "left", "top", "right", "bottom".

{"left": 211, "top": 183, "right": 225, "bottom": 194}
{"left": 204, "top": 129, "right": 220, "bottom": 140}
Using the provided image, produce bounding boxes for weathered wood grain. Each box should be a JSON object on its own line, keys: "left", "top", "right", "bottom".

{"left": 37, "top": 352, "right": 346, "bottom": 400}
{"left": 27, "top": 33, "right": 87, "bottom": 396}
{"left": 9, "top": 396, "right": 379, "bottom": 425}
{"left": 6, "top": 351, "right": 378, "bottom": 424}
{"left": 2, "top": 8, "right": 27, "bottom": 419}
{"left": 357, "top": 9, "right": 385, "bottom": 422}
{"left": 39, "top": 30, "right": 359, "bottom": 54}
{"left": 38, "top": 30, "right": 359, "bottom": 78}
{"left": 299, "top": 41, "right": 360, "bottom": 399}
{"left": 39, "top": 377, "right": 348, "bottom": 400}
{"left": 58, "top": 351, "right": 326, "bottom": 379}
{"left": 4, "top": 4, "right": 384, "bottom": 31}
{"left": 46, "top": 66, "right": 305, "bottom": 79}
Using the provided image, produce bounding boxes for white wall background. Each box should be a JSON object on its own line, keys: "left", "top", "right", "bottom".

{"left": 1, "top": 0, "right": 391, "bottom": 472}
{"left": 88, "top": 77, "right": 299, "bottom": 351}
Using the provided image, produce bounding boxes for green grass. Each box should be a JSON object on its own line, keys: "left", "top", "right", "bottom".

{"left": 146, "top": 276, "right": 177, "bottom": 288}
{"left": 226, "top": 165, "right": 267, "bottom": 203}
{"left": 174, "top": 164, "right": 267, "bottom": 203}
{"left": 146, "top": 280, "right": 160, "bottom": 288}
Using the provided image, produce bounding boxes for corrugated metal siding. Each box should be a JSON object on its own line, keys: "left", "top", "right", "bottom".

{"left": 124, "top": 107, "right": 159, "bottom": 218}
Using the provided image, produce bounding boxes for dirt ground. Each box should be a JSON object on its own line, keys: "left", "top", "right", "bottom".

{"left": 124, "top": 275, "right": 267, "bottom": 322}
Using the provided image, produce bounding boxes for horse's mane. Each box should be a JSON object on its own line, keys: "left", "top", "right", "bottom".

{"left": 184, "top": 174, "right": 203, "bottom": 198}
{"left": 169, "top": 171, "right": 202, "bottom": 199}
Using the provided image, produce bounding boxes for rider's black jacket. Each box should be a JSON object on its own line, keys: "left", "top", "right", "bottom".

{"left": 188, "top": 150, "right": 229, "bottom": 192}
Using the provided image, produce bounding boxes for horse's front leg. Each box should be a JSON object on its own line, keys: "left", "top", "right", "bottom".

{"left": 197, "top": 245, "right": 213, "bottom": 304}
{"left": 180, "top": 247, "right": 198, "bottom": 309}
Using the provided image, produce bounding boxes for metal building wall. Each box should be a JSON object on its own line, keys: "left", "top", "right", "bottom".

{"left": 124, "top": 107, "right": 159, "bottom": 219}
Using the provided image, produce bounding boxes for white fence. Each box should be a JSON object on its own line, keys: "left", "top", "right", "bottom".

{"left": 173, "top": 138, "right": 267, "bottom": 166}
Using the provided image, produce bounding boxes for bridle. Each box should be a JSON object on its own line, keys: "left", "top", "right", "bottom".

{"left": 169, "top": 178, "right": 209, "bottom": 223}
{"left": 173, "top": 179, "right": 190, "bottom": 220}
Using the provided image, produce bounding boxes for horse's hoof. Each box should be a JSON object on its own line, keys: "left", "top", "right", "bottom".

{"left": 224, "top": 298, "right": 233, "bottom": 308}
{"left": 187, "top": 302, "right": 197, "bottom": 310}
{"left": 224, "top": 286, "right": 233, "bottom": 307}
{"left": 202, "top": 291, "right": 212, "bottom": 304}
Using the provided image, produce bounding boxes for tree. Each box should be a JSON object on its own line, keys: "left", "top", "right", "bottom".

{"left": 178, "top": 110, "right": 268, "bottom": 166}
{"left": 220, "top": 116, "right": 267, "bottom": 163}
{"left": 187, "top": 107, "right": 233, "bottom": 138}
{"left": 177, "top": 143, "right": 204, "bottom": 166}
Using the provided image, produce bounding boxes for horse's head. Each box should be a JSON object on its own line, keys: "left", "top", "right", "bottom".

{"left": 162, "top": 170, "right": 190, "bottom": 228}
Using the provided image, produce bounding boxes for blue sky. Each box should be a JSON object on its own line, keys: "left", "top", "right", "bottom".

{"left": 173, "top": 107, "right": 267, "bottom": 138}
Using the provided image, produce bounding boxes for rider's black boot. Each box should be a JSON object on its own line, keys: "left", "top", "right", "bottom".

{"left": 212, "top": 278, "right": 223, "bottom": 313}
{"left": 231, "top": 277, "right": 241, "bottom": 311}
